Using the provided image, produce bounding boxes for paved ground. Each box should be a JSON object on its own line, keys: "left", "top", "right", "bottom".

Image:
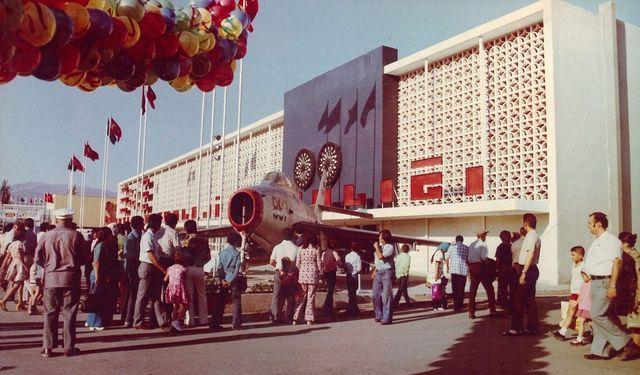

{"left": 1, "top": 290, "right": 639, "bottom": 374}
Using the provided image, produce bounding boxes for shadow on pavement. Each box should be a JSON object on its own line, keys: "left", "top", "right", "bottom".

{"left": 416, "top": 297, "right": 560, "bottom": 375}
{"left": 79, "top": 326, "right": 330, "bottom": 355}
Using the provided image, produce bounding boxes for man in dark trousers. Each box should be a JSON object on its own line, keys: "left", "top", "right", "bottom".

{"left": 35, "top": 209, "right": 87, "bottom": 357}
{"left": 122, "top": 215, "right": 144, "bottom": 328}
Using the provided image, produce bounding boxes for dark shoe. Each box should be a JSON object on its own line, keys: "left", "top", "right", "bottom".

{"left": 584, "top": 354, "right": 611, "bottom": 360}
{"left": 232, "top": 326, "right": 244, "bottom": 330}
{"left": 523, "top": 329, "right": 540, "bottom": 336}
{"left": 159, "top": 322, "right": 171, "bottom": 330}
{"left": 469, "top": 314, "right": 477, "bottom": 319}
{"left": 380, "top": 321, "right": 391, "bottom": 325}
{"left": 489, "top": 312, "right": 499, "bottom": 318}
{"left": 40, "top": 349, "right": 53, "bottom": 358}
{"left": 133, "top": 325, "right": 149, "bottom": 330}
{"left": 64, "top": 348, "right": 80, "bottom": 357}
{"left": 374, "top": 319, "right": 381, "bottom": 323}
{"left": 618, "top": 343, "right": 640, "bottom": 360}
{"left": 209, "top": 324, "right": 223, "bottom": 331}
{"left": 550, "top": 330, "right": 569, "bottom": 341}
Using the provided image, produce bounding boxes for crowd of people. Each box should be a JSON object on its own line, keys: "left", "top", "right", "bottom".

{"left": 1, "top": 210, "right": 639, "bottom": 362}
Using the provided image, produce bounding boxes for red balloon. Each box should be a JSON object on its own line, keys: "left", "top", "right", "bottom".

{"left": 58, "top": 44, "right": 80, "bottom": 75}
{"left": 138, "top": 11, "right": 166, "bottom": 41}
{"left": 234, "top": 38, "right": 246, "bottom": 59}
{"left": 156, "top": 33, "right": 179, "bottom": 58}
{"left": 239, "top": 0, "right": 258, "bottom": 20}
{"left": 208, "top": 5, "right": 229, "bottom": 25}
{"left": 9, "top": 39, "right": 41, "bottom": 75}
{"left": 211, "top": 61, "right": 232, "bottom": 86}
{"left": 104, "top": 17, "right": 128, "bottom": 49}
{"left": 40, "top": 0, "right": 89, "bottom": 8}
{"left": 106, "top": 52, "right": 136, "bottom": 81}
{"left": 196, "top": 76, "right": 215, "bottom": 92}
{"left": 127, "top": 38, "right": 156, "bottom": 63}
{"left": 179, "top": 57, "right": 193, "bottom": 76}
{"left": 77, "top": 44, "right": 101, "bottom": 71}
{"left": 218, "top": 0, "right": 236, "bottom": 12}
{"left": 153, "top": 57, "right": 180, "bottom": 81}
{"left": 0, "top": 65, "right": 18, "bottom": 84}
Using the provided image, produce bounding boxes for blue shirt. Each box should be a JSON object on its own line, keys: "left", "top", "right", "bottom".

{"left": 446, "top": 241, "right": 469, "bottom": 276}
{"left": 374, "top": 243, "right": 395, "bottom": 271}
{"left": 123, "top": 230, "right": 141, "bottom": 268}
{"left": 217, "top": 244, "right": 241, "bottom": 283}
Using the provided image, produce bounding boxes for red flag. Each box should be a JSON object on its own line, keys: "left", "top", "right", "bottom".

{"left": 146, "top": 85, "right": 156, "bottom": 110}
{"left": 84, "top": 143, "right": 100, "bottom": 161}
{"left": 67, "top": 155, "right": 85, "bottom": 172}
{"left": 44, "top": 193, "right": 53, "bottom": 203}
{"left": 141, "top": 85, "right": 146, "bottom": 115}
{"left": 109, "top": 117, "right": 122, "bottom": 144}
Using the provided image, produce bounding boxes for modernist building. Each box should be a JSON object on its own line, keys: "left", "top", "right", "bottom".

{"left": 117, "top": 0, "right": 639, "bottom": 285}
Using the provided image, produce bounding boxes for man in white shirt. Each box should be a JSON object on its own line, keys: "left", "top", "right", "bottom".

{"left": 583, "top": 212, "right": 637, "bottom": 360}
{"left": 504, "top": 213, "right": 541, "bottom": 336}
{"left": 467, "top": 230, "right": 497, "bottom": 319}
{"left": 133, "top": 214, "right": 168, "bottom": 329}
{"left": 344, "top": 242, "right": 362, "bottom": 316}
{"left": 156, "top": 213, "right": 181, "bottom": 265}
{"left": 269, "top": 228, "right": 298, "bottom": 323}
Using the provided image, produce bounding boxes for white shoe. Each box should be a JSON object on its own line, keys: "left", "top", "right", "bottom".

{"left": 84, "top": 322, "right": 89, "bottom": 327}
{"left": 90, "top": 326, "right": 104, "bottom": 331}
{"left": 172, "top": 321, "right": 183, "bottom": 332}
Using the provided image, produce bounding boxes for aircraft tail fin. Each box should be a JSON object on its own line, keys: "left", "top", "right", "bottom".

{"left": 314, "top": 170, "right": 328, "bottom": 219}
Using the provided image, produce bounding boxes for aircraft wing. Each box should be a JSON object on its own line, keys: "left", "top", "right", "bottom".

{"left": 294, "top": 221, "right": 442, "bottom": 247}
{"left": 196, "top": 225, "right": 235, "bottom": 238}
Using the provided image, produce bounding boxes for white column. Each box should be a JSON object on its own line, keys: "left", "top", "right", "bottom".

{"left": 196, "top": 91, "right": 206, "bottom": 223}
{"left": 217, "top": 87, "right": 228, "bottom": 226}
{"left": 234, "top": 59, "right": 244, "bottom": 191}
{"left": 478, "top": 37, "right": 490, "bottom": 201}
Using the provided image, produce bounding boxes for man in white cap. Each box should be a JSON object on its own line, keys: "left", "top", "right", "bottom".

{"left": 35, "top": 208, "right": 87, "bottom": 357}
{"left": 467, "top": 230, "right": 497, "bottom": 319}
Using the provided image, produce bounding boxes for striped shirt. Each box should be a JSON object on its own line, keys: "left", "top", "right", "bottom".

{"left": 446, "top": 241, "right": 469, "bottom": 276}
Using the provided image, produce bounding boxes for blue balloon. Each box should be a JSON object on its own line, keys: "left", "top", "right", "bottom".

{"left": 195, "top": 0, "right": 214, "bottom": 8}
{"left": 229, "top": 9, "right": 250, "bottom": 28}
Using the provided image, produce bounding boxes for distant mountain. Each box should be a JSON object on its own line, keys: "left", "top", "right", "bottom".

{"left": 9, "top": 182, "right": 116, "bottom": 200}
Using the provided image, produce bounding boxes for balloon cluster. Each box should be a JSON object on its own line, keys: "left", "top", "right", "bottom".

{"left": 0, "top": 0, "right": 258, "bottom": 92}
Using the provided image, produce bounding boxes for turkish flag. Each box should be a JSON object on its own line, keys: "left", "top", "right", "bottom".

{"left": 67, "top": 155, "right": 85, "bottom": 172}
{"left": 146, "top": 85, "right": 157, "bottom": 110}
{"left": 109, "top": 117, "right": 122, "bottom": 144}
{"left": 84, "top": 143, "right": 100, "bottom": 161}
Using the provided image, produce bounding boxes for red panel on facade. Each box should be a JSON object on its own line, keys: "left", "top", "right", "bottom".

{"left": 324, "top": 188, "right": 332, "bottom": 206}
{"left": 191, "top": 207, "right": 197, "bottom": 219}
{"left": 214, "top": 204, "right": 220, "bottom": 218}
{"left": 411, "top": 156, "right": 443, "bottom": 169}
{"left": 343, "top": 184, "right": 355, "bottom": 207}
{"left": 380, "top": 179, "right": 394, "bottom": 204}
{"left": 357, "top": 193, "right": 367, "bottom": 206}
{"left": 181, "top": 209, "right": 187, "bottom": 220}
{"left": 410, "top": 173, "right": 443, "bottom": 200}
{"left": 312, "top": 190, "right": 318, "bottom": 204}
{"left": 465, "top": 166, "right": 484, "bottom": 195}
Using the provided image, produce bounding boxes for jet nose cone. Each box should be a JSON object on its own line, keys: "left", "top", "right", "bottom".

{"left": 228, "top": 188, "right": 263, "bottom": 232}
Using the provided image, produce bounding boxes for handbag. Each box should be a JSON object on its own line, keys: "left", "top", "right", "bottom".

{"left": 235, "top": 274, "right": 248, "bottom": 293}
{"left": 628, "top": 305, "right": 640, "bottom": 329}
{"left": 431, "top": 283, "right": 443, "bottom": 300}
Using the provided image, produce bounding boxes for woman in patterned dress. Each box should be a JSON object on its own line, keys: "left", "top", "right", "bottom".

{"left": 293, "top": 232, "right": 322, "bottom": 325}
{"left": 0, "top": 222, "right": 27, "bottom": 311}
{"left": 165, "top": 252, "right": 189, "bottom": 332}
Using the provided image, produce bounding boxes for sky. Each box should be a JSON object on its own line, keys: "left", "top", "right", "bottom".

{"left": 1, "top": 0, "right": 639, "bottom": 194}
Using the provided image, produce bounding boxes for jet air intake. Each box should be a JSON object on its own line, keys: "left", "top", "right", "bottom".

{"left": 228, "top": 188, "right": 263, "bottom": 233}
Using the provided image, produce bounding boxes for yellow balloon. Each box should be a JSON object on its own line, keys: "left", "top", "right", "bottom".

{"left": 18, "top": 2, "right": 56, "bottom": 48}
{"left": 176, "top": 83, "right": 193, "bottom": 92}
{"left": 88, "top": 0, "right": 116, "bottom": 16}
{"left": 118, "top": 16, "right": 141, "bottom": 48}
{"left": 169, "top": 75, "right": 190, "bottom": 90}
{"left": 146, "top": 70, "right": 159, "bottom": 86}
{"left": 116, "top": 0, "right": 145, "bottom": 22}
{"left": 230, "top": 60, "right": 236, "bottom": 72}
{"left": 60, "top": 71, "right": 87, "bottom": 87}
{"left": 198, "top": 7, "right": 212, "bottom": 29}
{"left": 178, "top": 31, "right": 199, "bottom": 57}
{"left": 61, "top": 3, "right": 91, "bottom": 39}
{"left": 196, "top": 29, "right": 215, "bottom": 52}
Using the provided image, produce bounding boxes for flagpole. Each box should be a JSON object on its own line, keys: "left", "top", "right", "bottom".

{"left": 234, "top": 59, "right": 244, "bottom": 192}
{"left": 140, "top": 98, "right": 149, "bottom": 217}
{"left": 218, "top": 87, "right": 228, "bottom": 226}
{"left": 67, "top": 164, "right": 73, "bottom": 210}
{"left": 207, "top": 90, "right": 216, "bottom": 229}
{"left": 136, "top": 86, "right": 145, "bottom": 216}
{"left": 100, "top": 118, "right": 109, "bottom": 225}
{"left": 103, "top": 136, "right": 110, "bottom": 226}
{"left": 80, "top": 152, "right": 87, "bottom": 228}
{"left": 195, "top": 91, "right": 206, "bottom": 226}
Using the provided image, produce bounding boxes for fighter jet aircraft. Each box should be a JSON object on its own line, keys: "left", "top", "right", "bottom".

{"left": 207, "top": 171, "right": 441, "bottom": 254}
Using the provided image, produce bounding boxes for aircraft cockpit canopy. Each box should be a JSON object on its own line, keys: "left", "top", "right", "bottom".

{"left": 260, "top": 172, "right": 298, "bottom": 192}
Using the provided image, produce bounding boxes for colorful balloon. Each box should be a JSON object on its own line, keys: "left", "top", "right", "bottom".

{"left": 0, "top": 65, "right": 18, "bottom": 85}
{"left": 178, "top": 31, "right": 199, "bottom": 57}
{"left": 78, "top": 71, "right": 103, "bottom": 91}
{"left": 77, "top": 45, "right": 101, "bottom": 71}
{"left": 208, "top": 5, "right": 229, "bottom": 26}
{"left": 116, "top": 0, "right": 145, "bottom": 22}
{"left": 169, "top": 74, "right": 190, "bottom": 90}
{"left": 104, "top": 16, "right": 128, "bottom": 48}
{"left": 61, "top": 3, "right": 91, "bottom": 38}
{"left": 106, "top": 52, "right": 136, "bottom": 81}
{"left": 229, "top": 9, "right": 249, "bottom": 28}
{"left": 32, "top": 46, "right": 62, "bottom": 81}
{"left": 190, "top": 53, "right": 211, "bottom": 79}
{"left": 18, "top": 2, "right": 57, "bottom": 47}
{"left": 2, "top": 0, "right": 24, "bottom": 32}
{"left": 211, "top": 61, "right": 232, "bottom": 86}
{"left": 127, "top": 37, "right": 156, "bottom": 63}
{"left": 219, "top": 15, "right": 242, "bottom": 40}
{"left": 0, "top": 32, "right": 16, "bottom": 65}
{"left": 159, "top": 6, "right": 176, "bottom": 31}
{"left": 218, "top": 0, "right": 236, "bottom": 12}
{"left": 58, "top": 44, "right": 81, "bottom": 75}
{"left": 9, "top": 39, "right": 40, "bottom": 75}
{"left": 87, "top": 8, "right": 114, "bottom": 41}
{"left": 118, "top": 16, "right": 141, "bottom": 48}
{"left": 155, "top": 33, "right": 179, "bottom": 58}
{"left": 138, "top": 10, "right": 166, "bottom": 40}
{"left": 153, "top": 57, "right": 180, "bottom": 81}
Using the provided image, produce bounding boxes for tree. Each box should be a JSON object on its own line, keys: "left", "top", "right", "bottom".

{"left": 0, "top": 180, "right": 10, "bottom": 204}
